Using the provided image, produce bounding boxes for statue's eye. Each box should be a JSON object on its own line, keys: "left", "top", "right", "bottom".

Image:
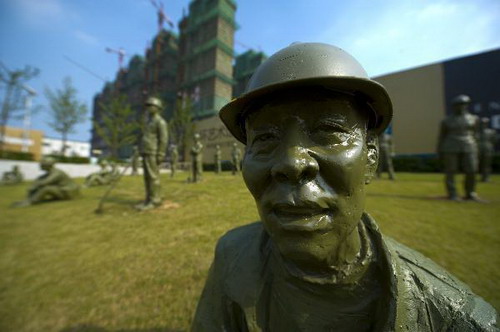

{"left": 311, "top": 120, "right": 351, "bottom": 145}
{"left": 253, "top": 132, "right": 278, "bottom": 143}
{"left": 313, "top": 120, "right": 349, "bottom": 134}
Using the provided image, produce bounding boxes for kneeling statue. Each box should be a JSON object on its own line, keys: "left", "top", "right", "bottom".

{"left": 13, "top": 157, "right": 80, "bottom": 207}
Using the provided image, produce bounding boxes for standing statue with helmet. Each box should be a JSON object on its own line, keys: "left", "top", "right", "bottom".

{"left": 192, "top": 43, "right": 497, "bottom": 331}
{"left": 231, "top": 142, "right": 242, "bottom": 175}
{"left": 169, "top": 144, "right": 178, "bottom": 178}
{"left": 376, "top": 131, "right": 396, "bottom": 180}
{"left": 437, "top": 95, "right": 480, "bottom": 201}
{"left": 190, "top": 133, "right": 203, "bottom": 183}
{"left": 478, "top": 117, "right": 496, "bottom": 182}
{"left": 214, "top": 144, "right": 222, "bottom": 174}
{"left": 136, "top": 96, "right": 168, "bottom": 211}
{"left": 12, "top": 157, "right": 80, "bottom": 207}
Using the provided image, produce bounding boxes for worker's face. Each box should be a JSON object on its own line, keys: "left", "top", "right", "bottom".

{"left": 146, "top": 104, "right": 158, "bottom": 115}
{"left": 242, "top": 91, "right": 377, "bottom": 269}
{"left": 453, "top": 103, "right": 469, "bottom": 115}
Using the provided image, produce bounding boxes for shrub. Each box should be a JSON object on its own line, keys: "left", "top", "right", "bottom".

{"left": 0, "top": 150, "right": 34, "bottom": 161}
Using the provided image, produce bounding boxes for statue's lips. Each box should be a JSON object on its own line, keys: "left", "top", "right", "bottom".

{"left": 271, "top": 203, "right": 334, "bottom": 233}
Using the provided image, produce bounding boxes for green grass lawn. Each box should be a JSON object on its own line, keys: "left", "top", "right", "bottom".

{"left": 0, "top": 172, "right": 499, "bottom": 332}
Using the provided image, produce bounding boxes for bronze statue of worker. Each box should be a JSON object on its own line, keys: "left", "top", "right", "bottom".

{"left": 85, "top": 159, "right": 113, "bottom": 187}
{"left": 1, "top": 165, "right": 24, "bottom": 185}
{"left": 478, "top": 117, "right": 496, "bottom": 182}
{"left": 214, "top": 144, "right": 222, "bottom": 174}
{"left": 192, "top": 43, "right": 498, "bottom": 331}
{"left": 12, "top": 157, "right": 80, "bottom": 207}
{"left": 190, "top": 133, "right": 203, "bottom": 183}
{"left": 231, "top": 142, "right": 242, "bottom": 175}
{"left": 136, "top": 96, "right": 168, "bottom": 211}
{"left": 438, "top": 95, "right": 480, "bottom": 201}
{"left": 376, "top": 131, "right": 396, "bottom": 180}
{"left": 169, "top": 144, "right": 179, "bottom": 178}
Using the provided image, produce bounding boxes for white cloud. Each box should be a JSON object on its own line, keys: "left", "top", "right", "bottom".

{"left": 14, "top": 0, "right": 77, "bottom": 28}
{"left": 74, "top": 30, "right": 99, "bottom": 47}
{"left": 318, "top": 0, "right": 500, "bottom": 76}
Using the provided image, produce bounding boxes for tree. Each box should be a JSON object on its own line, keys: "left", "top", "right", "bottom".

{"left": 44, "top": 77, "right": 88, "bottom": 155}
{"left": 93, "top": 94, "right": 140, "bottom": 158}
{"left": 169, "top": 95, "right": 194, "bottom": 161}
{"left": 0, "top": 63, "right": 40, "bottom": 155}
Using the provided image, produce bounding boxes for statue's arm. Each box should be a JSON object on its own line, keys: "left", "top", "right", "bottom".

{"left": 157, "top": 120, "right": 168, "bottom": 160}
{"left": 34, "top": 170, "right": 61, "bottom": 187}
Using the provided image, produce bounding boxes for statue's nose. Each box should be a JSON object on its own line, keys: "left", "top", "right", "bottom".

{"left": 270, "top": 146, "right": 319, "bottom": 184}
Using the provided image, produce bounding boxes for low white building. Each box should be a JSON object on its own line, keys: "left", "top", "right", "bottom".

{"left": 42, "top": 137, "right": 91, "bottom": 158}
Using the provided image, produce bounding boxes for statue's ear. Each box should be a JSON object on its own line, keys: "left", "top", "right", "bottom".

{"left": 365, "top": 132, "right": 379, "bottom": 184}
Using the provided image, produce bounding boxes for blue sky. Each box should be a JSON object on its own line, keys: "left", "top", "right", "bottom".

{"left": 1, "top": 0, "right": 499, "bottom": 142}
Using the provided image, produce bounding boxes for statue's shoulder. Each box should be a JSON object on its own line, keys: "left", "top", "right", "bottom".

{"left": 385, "top": 237, "right": 498, "bottom": 331}
{"left": 214, "top": 222, "right": 265, "bottom": 273}
{"left": 216, "top": 222, "right": 263, "bottom": 256}
{"left": 154, "top": 114, "right": 167, "bottom": 126}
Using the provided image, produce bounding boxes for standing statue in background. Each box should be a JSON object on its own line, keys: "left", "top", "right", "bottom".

{"left": 214, "top": 144, "right": 222, "bottom": 174}
{"left": 1, "top": 165, "right": 24, "bottom": 185}
{"left": 136, "top": 96, "right": 168, "bottom": 211}
{"left": 12, "top": 157, "right": 80, "bottom": 207}
{"left": 192, "top": 42, "right": 498, "bottom": 331}
{"left": 478, "top": 117, "right": 496, "bottom": 182}
{"left": 190, "top": 133, "right": 203, "bottom": 183}
{"left": 231, "top": 142, "right": 242, "bottom": 175}
{"left": 438, "top": 95, "right": 480, "bottom": 201}
{"left": 130, "top": 146, "right": 140, "bottom": 176}
{"left": 170, "top": 144, "right": 178, "bottom": 178}
{"left": 376, "top": 131, "right": 396, "bottom": 180}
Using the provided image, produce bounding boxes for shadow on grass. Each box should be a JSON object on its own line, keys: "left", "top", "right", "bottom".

{"left": 104, "top": 196, "right": 141, "bottom": 206}
{"left": 60, "top": 324, "right": 185, "bottom": 332}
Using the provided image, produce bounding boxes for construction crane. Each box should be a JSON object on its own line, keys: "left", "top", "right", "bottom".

{"left": 105, "top": 47, "right": 127, "bottom": 70}
{"left": 150, "top": 0, "right": 174, "bottom": 32}
{"left": 235, "top": 40, "right": 263, "bottom": 53}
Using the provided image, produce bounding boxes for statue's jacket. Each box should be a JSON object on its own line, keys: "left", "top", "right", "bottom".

{"left": 192, "top": 214, "right": 498, "bottom": 331}
{"left": 141, "top": 113, "right": 168, "bottom": 156}
{"left": 439, "top": 114, "right": 479, "bottom": 154}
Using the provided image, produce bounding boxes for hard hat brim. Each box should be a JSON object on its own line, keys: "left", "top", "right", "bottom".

{"left": 220, "top": 76, "right": 393, "bottom": 144}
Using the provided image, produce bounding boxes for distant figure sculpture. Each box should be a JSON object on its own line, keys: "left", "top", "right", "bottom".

{"left": 170, "top": 144, "right": 178, "bottom": 178}
{"left": 130, "top": 146, "right": 140, "bottom": 176}
{"left": 231, "top": 142, "right": 242, "bottom": 175}
{"left": 192, "top": 43, "right": 497, "bottom": 331}
{"left": 190, "top": 133, "right": 203, "bottom": 183}
{"left": 1, "top": 165, "right": 24, "bottom": 185}
{"left": 376, "top": 131, "right": 396, "bottom": 180}
{"left": 478, "top": 117, "right": 496, "bottom": 182}
{"left": 12, "top": 157, "right": 80, "bottom": 207}
{"left": 136, "top": 96, "right": 168, "bottom": 210}
{"left": 214, "top": 144, "right": 222, "bottom": 174}
{"left": 438, "top": 95, "right": 480, "bottom": 200}
{"left": 85, "top": 159, "right": 113, "bottom": 187}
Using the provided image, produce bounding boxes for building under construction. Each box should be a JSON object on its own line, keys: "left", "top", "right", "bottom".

{"left": 91, "top": 0, "right": 249, "bottom": 159}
